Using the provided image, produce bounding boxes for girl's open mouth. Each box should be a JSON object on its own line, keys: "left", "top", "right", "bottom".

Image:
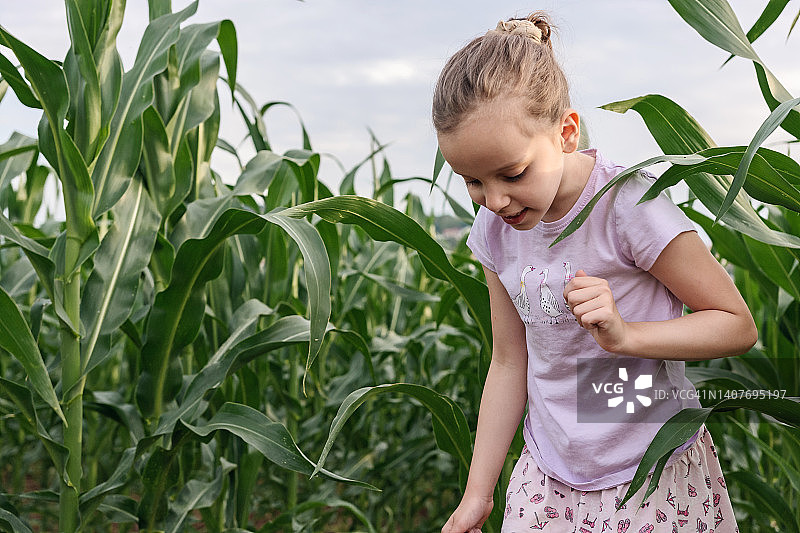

{"left": 502, "top": 208, "right": 528, "bottom": 225}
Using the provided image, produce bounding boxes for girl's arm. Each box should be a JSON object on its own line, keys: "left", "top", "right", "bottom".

{"left": 442, "top": 266, "right": 529, "bottom": 533}
{"left": 564, "top": 230, "right": 758, "bottom": 361}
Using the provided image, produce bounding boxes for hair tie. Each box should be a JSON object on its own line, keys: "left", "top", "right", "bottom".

{"left": 492, "top": 19, "right": 543, "bottom": 43}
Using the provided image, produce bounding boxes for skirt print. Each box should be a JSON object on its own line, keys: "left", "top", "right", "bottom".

{"left": 502, "top": 426, "right": 738, "bottom": 533}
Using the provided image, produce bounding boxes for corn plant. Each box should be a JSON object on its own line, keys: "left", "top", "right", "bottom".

{"left": 0, "top": 1, "right": 384, "bottom": 530}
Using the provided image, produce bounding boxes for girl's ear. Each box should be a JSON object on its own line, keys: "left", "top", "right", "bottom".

{"left": 559, "top": 109, "right": 581, "bottom": 153}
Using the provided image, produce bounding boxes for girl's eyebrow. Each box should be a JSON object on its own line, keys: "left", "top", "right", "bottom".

{"left": 495, "top": 160, "right": 525, "bottom": 173}
{"left": 453, "top": 160, "right": 525, "bottom": 178}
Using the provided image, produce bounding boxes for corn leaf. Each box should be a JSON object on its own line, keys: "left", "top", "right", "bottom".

{"left": 92, "top": 2, "right": 197, "bottom": 217}
{"left": 0, "top": 49, "right": 40, "bottom": 108}
{"left": 281, "top": 195, "right": 492, "bottom": 365}
{"left": 163, "top": 462, "right": 235, "bottom": 533}
{"left": 81, "top": 176, "right": 161, "bottom": 376}
{"left": 719, "top": 96, "right": 800, "bottom": 222}
{"left": 722, "top": 0, "right": 791, "bottom": 67}
{"left": 141, "top": 106, "right": 192, "bottom": 220}
{"left": 726, "top": 471, "right": 800, "bottom": 532}
{"left": 0, "top": 286, "right": 65, "bottom": 424}
{"left": 183, "top": 402, "right": 374, "bottom": 489}
{"left": 153, "top": 314, "right": 312, "bottom": 436}
{"left": 137, "top": 208, "right": 330, "bottom": 419}
{"left": 0, "top": 26, "right": 95, "bottom": 243}
{"left": 620, "top": 397, "right": 800, "bottom": 509}
{"left": 312, "top": 383, "right": 472, "bottom": 480}
{"left": 601, "top": 94, "right": 800, "bottom": 247}
{"left": 65, "top": 0, "right": 102, "bottom": 158}
{"left": 642, "top": 146, "right": 800, "bottom": 213}
{"left": 0, "top": 133, "right": 37, "bottom": 197}
{"left": 668, "top": 0, "right": 800, "bottom": 140}
{"left": 0, "top": 508, "right": 33, "bottom": 533}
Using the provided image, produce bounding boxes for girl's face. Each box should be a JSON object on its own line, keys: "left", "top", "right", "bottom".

{"left": 437, "top": 95, "right": 582, "bottom": 231}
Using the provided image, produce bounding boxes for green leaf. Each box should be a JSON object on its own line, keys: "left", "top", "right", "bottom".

{"left": 601, "top": 94, "right": 800, "bottom": 247}
{"left": 620, "top": 396, "right": 800, "bottom": 508}
{"left": 685, "top": 366, "right": 765, "bottom": 392}
{"left": 81, "top": 176, "right": 161, "bottom": 376}
{"left": 137, "top": 208, "right": 265, "bottom": 418}
{"left": 183, "top": 402, "right": 374, "bottom": 488}
{"left": 266, "top": 208, "right": 331, "bottom": 378}
{"left": 65, "top": 0, "right": 103, "bottom": 158}
{"left": 0, "top": 507, "right": 33, "bottom": 533}
{"left": 642, "top": 146, "right": 800, "bottom": 213}
{"left": 742, "top": 232, "right": 800, "bottom": 299}
{"left": 92, "top": 2, "right": 198, "bottom": 217}
{"left": 726, "top": 471, "right": 800, "bottom": 533}
{"left": 0, "top": 50, "right": 40, "bottom": 109}
{"left": 85, "top": 391, "right": 145, "bottom": 443}
{"left": 667, "top": 0, "right": 759, "bottom": 61}
{"left": 0, "top": 378, "right": 69, "bottom": 483}
{"left": 551, "top": 154, "right": 707, "bottom": 247}
{"left": 281, "top": 196, "right": 492, "bottom": 369}
{"left": 138, "top": 208, "right": 330, "bottom": 419}
{"left": 0, "top": 25, "right": 95, "bottom": 243}
{"left": 312, "top": 383, "right": 472, "bottom": 480}
{"left": 0, "top": 286, "right": 65, "bottom": 425}
{"left": 0, "top": 133, "right": 37, "bottom": 204}
{"left": 141, "top": 106, "right": 191, "bottom": 219}
{"left": 0, "top": 213, "right": 61, "bottom": 323}
{"left": 153, "top": 314, "right": 311, "bottom": 436}
{"left": 727, "top": 418, "right": 800, "bottom": 492}
{"left": 164, "top": 461, "right": 235, "bottom": 533}
{"left": 721, "top": 0, "right": 791, "bottom": 66}
{"left": 78, "top": 447, "right": 136, "bottom": 523}
{"left": 267, "top": 498, "right": 377, "bottom": 533}
{"left": 718, "top": 96, "right": 800, "bottom": 221}
{"left": 216, "top": 20, "right": 237, "bottom": 101}
{"left": 167, "top": 47, "right": 219, "bottom": 146}
{"left": 666, "top": 0, "right": 800, "bottom": 139}
{"left": 260, "top": 101, "right": 312, "bottom": 151}
{"left": 754, "top": 63, "right": 800, "bottom": 141}
{"left": 431, "top": 146, "right": 447, "bottom": 194}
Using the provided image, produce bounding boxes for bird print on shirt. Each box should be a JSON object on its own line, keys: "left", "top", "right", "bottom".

{"left": 514, "top": 265, "right": 535, "bottom": 316}
{"left": 538, "top": 268, "right": 563, "bottom": 318}
{"left": 563, "top": 261, "right": 573, "bottom": 311}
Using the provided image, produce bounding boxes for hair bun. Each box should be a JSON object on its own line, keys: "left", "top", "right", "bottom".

{"left": 492, "top": 19, "right": 542, "bottom": 42}
{"left": 490, "top": 13, "right": 553, "bottom": 47}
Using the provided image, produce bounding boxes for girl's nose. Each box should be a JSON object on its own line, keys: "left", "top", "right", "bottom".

{"left": 483, "top": 184, "right": 509, "bottom": 213}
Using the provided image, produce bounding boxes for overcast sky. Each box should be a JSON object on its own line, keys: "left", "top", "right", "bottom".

{"left": 2, "top": 0, "right": 799, "bottom": 215}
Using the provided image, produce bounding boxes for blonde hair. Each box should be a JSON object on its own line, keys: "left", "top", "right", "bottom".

{"left": 432, "top": 12, "right": 570, "bottom": 133}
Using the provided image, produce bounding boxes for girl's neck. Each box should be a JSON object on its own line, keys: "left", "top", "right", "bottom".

{"left": 541, "top": 150, "right": 596, "bottom": 223}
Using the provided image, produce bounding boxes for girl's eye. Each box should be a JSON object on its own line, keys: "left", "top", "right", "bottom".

{"left": 505, "top": 170, "right": 526, "bottom": 182}
{"left": 465, "top": 179, "right": 481, "bottom": 188}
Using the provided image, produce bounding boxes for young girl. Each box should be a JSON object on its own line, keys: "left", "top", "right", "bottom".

{"left": 433, "top": 13, "right": 757, "bottom": 533}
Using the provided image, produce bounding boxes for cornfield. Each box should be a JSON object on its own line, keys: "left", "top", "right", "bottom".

{"left": 0, "top": 0, "right": 798, "bottom": 531}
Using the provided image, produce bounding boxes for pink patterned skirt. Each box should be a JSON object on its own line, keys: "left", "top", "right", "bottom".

{"left": 502, "top": 427, "right": 738, "bottom": 533}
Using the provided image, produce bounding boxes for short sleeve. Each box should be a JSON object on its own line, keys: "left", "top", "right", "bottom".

{"left": 466, "top": 206, "right": 497, "bottom": 272}
{"left": 614, "top": 172, "right": 697, "bottom": 271}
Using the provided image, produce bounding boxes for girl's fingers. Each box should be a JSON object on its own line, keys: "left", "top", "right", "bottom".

{"left": 571, "top": 300, "right": 605, "bottom": 326}
{"left": 565, "top": 285, "right": 612, "bottom": 310}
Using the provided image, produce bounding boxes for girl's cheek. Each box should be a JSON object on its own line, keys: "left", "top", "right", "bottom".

{"left": 467, "top": 189, "right": 484, "bottom": 206}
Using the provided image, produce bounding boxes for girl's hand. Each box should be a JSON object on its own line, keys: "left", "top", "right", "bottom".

{"left": 441, "top": 494, "right": 493, "bottom": 533}
{"left": 563, "top": 269, "right": 629, "bottom": 353}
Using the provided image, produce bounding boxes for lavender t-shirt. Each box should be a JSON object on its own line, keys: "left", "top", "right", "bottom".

{"left": 466, "top": 150, "right": 702, "bottom": 490}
